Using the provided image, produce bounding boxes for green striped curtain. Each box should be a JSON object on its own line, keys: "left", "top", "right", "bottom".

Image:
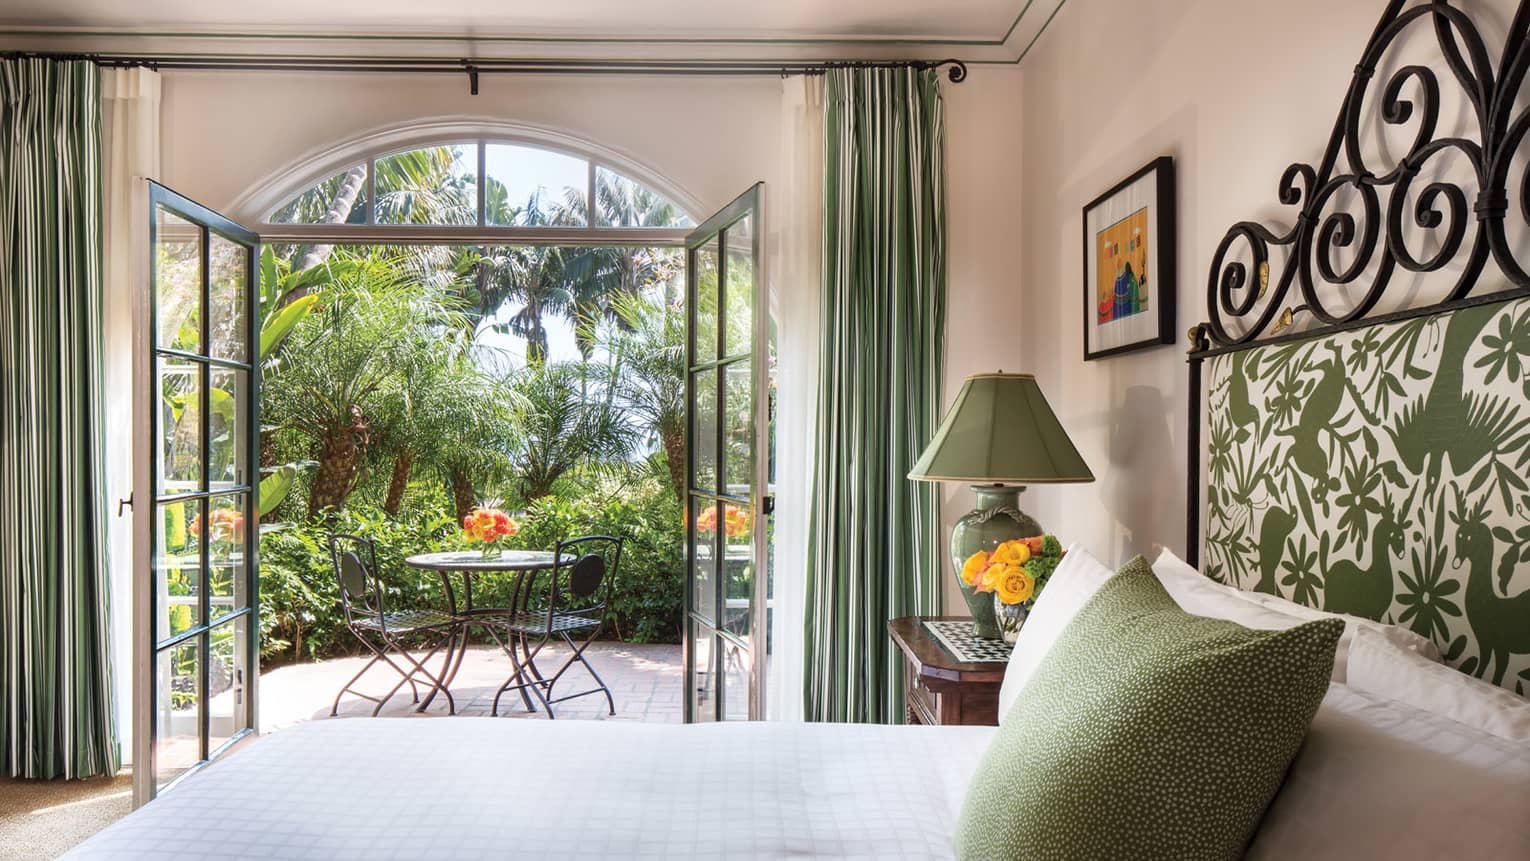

{"left": 804, "top": 67, "right": 946, "bottom": 723}
{"left": 0, "top": 57, "right": 118, "bottom": 779}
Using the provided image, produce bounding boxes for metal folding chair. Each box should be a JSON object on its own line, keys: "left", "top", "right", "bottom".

{"left": 486, "top": 535, "right": 623, "bottom": 718}
{"left": 328, "top": 534, "right": 457, "bottom": 716}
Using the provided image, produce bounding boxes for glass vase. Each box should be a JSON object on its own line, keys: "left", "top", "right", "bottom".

{"left": 993, "top": 595, "right": 1028, "bottom": 645}
{"left": 479, "top": 544, "right": 504, "bottom": 560}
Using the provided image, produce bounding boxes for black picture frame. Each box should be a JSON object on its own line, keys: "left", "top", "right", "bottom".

{"left": 1081, "top": 155, "right": 1176, "bottom": 361}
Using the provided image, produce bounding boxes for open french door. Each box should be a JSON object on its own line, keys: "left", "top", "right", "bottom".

{"left": 684, "top": 184, "right": 770, "bottom": 721}
{"left": 132, "top": 182, "right": 262, "bottom": 805}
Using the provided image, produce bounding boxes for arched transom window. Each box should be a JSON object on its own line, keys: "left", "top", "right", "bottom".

{"left": 261, "top": 139, "right": 695, "bottom": 245}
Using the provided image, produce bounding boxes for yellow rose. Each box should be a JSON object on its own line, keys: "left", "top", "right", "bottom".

{"left": 996, "top": 567, "right": 1035, "bottom": 605}
{"left": 991, "top": 540, "right": 1033, "bottom": 567}
{"left": 989, "top": 542, "right": 1017, "bottom": 566}
{"left": 961, "top": 550, "right": 990, "bottom": 586}
{"left": 979, "top": 562, "right": 1011, "bottom": 594}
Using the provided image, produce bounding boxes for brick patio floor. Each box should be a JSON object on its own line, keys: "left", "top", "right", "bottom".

{"left": 258, "top": 642, "right": 682, "bottom": 732}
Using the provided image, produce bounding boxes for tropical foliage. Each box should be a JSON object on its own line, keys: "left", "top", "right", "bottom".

{"left": 251, "top": 144, "right": 694, "bottom": 661}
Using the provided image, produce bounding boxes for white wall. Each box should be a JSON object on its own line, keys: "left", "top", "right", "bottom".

{"left": 1015, "top": 0, "right": 1519, "bottom": 566}
{"left": 938, "top": 67, "right": 1026, "bottom": 610}
{"left": 158, "top": 71, "right": 783, "bottom": 219}
{"left": 149, "top": 66, "right": 1025, "bottom": 616}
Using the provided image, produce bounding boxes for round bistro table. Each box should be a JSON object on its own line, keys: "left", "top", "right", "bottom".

{"left": 404, "top": 550, "right": 564, "bottom": 713}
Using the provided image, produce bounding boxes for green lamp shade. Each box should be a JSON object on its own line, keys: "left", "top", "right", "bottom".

{"left": 907, "top": 373, "right": 1095, "bottom": 484}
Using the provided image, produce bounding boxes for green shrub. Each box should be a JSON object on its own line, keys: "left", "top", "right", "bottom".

{"left": 256, "top": 475, "right": 684, "bottom": 662}
{"left": 514, "top": 478, "right": 685, "bottom": 643}
{"left": 257, "top": 500, "right": 458, "bottom": 663}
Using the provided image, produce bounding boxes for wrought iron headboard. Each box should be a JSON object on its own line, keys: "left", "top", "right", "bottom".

{"left": 1188, "top": 0, "right": 1530, "bottom": 563}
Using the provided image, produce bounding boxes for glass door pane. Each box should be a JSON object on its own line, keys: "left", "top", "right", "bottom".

{"left": 684, "top": 184, "right": 766, "bottom": 722}
{"left": 137, "top": 183, "right": 261, "bottom": 805}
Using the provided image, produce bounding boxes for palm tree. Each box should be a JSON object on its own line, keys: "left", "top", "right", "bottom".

{"left": 372, "top": 147, "right": 475, "bottom": 226}
{"left": 606, "top": 290, "right": 686, "bottom": 501}
{"left": 555, "top": 177, "right": 685, "bottom": 359}
{"left": 479, "top": 243, "right": 572, "bottom": 364}
{"left": 276, "top": 146, "right": 475, "bottom": 305}
{"left": 262, "top": 255, "right": 466, "bottom": 515}
{"left": 510, "top": 361, "right": 636, "bottom": 499}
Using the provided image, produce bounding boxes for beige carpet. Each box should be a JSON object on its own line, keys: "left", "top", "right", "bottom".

{"left": 0, "top": 771, "right": 132, "bottom": 860}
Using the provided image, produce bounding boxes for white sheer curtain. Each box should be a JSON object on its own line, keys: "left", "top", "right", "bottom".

{"left": 101, "top": 66, "right": 161, "bottom": 763}
{"left": 767, "top": 75, "right": 824, "bottom": 721}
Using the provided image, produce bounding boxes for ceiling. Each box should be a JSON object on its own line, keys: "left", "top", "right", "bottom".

{"left": 0, "top": 0, "right": 1067, "bottom": 64}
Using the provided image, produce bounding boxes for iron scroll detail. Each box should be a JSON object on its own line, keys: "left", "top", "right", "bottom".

{"left": 1198, "top": 0, "right": 1530, "bottom": 350}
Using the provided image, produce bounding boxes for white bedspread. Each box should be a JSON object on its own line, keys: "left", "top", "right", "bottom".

{"left": 66, "top": 719, "right": 997, "bottom": 860}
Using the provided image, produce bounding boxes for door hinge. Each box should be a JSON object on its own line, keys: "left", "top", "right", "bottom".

{"left": 762, "top": 494, "right": 775, "bottom": 516}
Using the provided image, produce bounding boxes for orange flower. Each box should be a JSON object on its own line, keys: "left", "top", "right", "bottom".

{"left": 961, "top": 550, "right": 990, "bottom": 586}
{"left": 723, "top": 506, "right": 751, "bottom": 537}
{"left": 191, "top": 508, "right": 244, "bottom": 543}
{"left": 975, "top": 562, "right": 1008, "bottom": 594}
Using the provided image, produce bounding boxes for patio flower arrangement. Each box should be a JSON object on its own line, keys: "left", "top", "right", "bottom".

{"left": 191, "top": 508, "right": 245, "bottom": 546}
{"left": 696, "top": 504, "right": 751, "bottom": 540}
{"left": 962, "top": 535, "right": 1066, "bottom": 643}
{"left": 463, "top": 506, "right": 520, "bottom": 558}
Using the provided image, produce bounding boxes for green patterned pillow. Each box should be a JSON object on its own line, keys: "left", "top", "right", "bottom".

{"left": 955, "top": 556, "right": 1342, "bottom": 861}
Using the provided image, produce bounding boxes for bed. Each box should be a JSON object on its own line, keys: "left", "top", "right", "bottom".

{"left": 68, "top": 719, "right": 996, "bottom": 859}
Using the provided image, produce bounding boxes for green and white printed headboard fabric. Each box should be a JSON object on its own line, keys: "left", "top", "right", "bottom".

{"left": 1203, "top": 294, "right": 1530, "bottom": 695}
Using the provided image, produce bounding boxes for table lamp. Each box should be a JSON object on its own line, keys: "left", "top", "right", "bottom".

{"left": 908, "top": 373, "right": 1094, "bottom": 639}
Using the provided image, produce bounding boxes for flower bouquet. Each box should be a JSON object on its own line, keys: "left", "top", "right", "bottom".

{"left": 191, "top": 508, "right": 245, "bottom": 547}
{"left": 462, "top": 507, "right": 520, "bottom": 559}
{"left": 961, "top": 534, "right": 1065, "bottom": 643}
{"left": 697, "top": 504, "right": 752, "bottom": 541}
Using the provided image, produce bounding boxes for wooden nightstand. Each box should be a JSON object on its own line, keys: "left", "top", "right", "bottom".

{"left": 887, "top": 616, "right": 1008, "bottom": 726}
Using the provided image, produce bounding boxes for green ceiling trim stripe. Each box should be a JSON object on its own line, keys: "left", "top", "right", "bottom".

{"left": 998, "top": 0, "right": 1040, "bottom": 43}
{"left": 0, "top": 16, "right": 1017, "bottom": 48}
{"left": 1012, "top": 0, "right": 1068, "bottom": 65}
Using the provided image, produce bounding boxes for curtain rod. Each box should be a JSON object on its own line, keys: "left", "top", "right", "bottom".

{"left": 0, "top": 51, "right": 968, "bottom": 93}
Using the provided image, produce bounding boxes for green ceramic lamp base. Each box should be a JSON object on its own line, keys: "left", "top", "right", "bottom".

{"left": 951, "top": 485, "right": 1042, "bottom": 640}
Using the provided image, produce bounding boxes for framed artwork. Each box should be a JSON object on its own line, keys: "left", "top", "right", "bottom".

{"left": 1081, "top": 156, "right": 1176, "bottom": 361}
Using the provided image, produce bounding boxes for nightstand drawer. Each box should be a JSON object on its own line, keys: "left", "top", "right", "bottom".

{"left": 906, "top": 672, "right": 938, "bottom": 725}
{"left": 888, "top": 616, "right": 1006, "bottom": 727}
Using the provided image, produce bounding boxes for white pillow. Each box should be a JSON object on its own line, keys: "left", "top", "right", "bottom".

{"left": 1345, "top": 625, "right": 1530, "bottom": 744}
{"left": 1151, "top": 549, "right": 1442, "bottom": 684}
{"left": 1151, "top": 551, "right": 1311, "bottom": 626}
{"left": 1248, "top": 683, "right": 1530, "bottom": 859}
{"left": 1229, "top": 576, "right": 1443, "bottom": 662}
{"left": 996, "top": 544, "right": 1114, "bottom": 721}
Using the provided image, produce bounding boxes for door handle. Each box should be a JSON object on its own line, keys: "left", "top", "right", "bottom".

{"left": 117, "top": 494, "right": 133, "bottom": 516}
